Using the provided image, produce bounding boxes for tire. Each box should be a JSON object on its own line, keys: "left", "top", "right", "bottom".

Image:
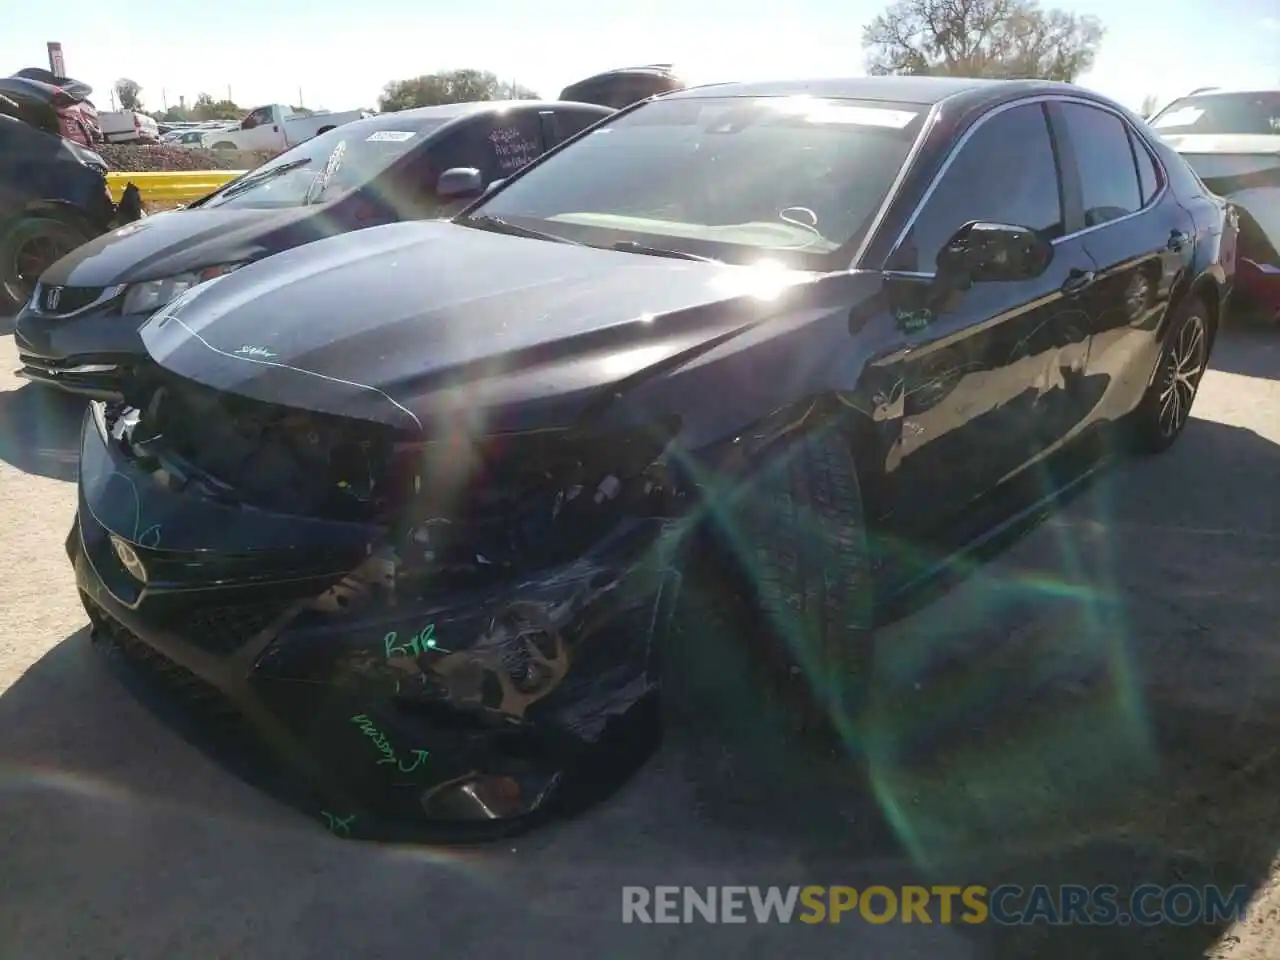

{"left": 0, "top": 214, "right": 94, "bottom": 314}
{"left": 1129, "top": 296, "right": 1212, "bottom": 454}
{"left": 719, "top": 425, "right": 875, "bottom": 743}
{"left": 316, "top": 126, "right": 335, "bottom": 135}
{"left": 211, "top": 141, "right": 236, "bottom": 150}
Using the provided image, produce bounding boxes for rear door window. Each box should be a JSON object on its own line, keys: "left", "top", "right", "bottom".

{"left": 482, "top": 111, "right": 546, "bottom": 177}
{"left": 1058, "top": 103, "right": 1143, "bottom": 227}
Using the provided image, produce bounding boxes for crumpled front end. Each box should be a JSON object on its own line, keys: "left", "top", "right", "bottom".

{"left": 71, "top": 373, "right": 690, "bottom": 840}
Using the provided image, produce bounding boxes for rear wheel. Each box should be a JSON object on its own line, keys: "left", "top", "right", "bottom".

{"left": 715, "top": 426, "right": 876, "bottom": 744}
{"left": 0, "top": 213, "right": 94, "bottom": 313}
{"left": 1129, "top": 296, "right": 1212, "bottom": 454}
{"left": 211, "top": 141, "right": 236, "bottom": 150}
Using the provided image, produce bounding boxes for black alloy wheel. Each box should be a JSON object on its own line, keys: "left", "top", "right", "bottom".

{"left": 1131, "top": 297, "right": 1211, "bottom": 454}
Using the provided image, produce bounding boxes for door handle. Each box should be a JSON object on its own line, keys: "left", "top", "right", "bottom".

{"left": 1061, "top": 269, "right": 1096, "bottom": 296}
{"left": 1167, "top": 229, "right": 1189, "bottom": 252}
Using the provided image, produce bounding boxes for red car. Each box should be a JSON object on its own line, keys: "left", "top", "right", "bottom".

{"left": 1150, "top": 88, "right": 1280, "bottom": 321}
{"left": 0, "top": 68, "right": 103, "bottom": 147}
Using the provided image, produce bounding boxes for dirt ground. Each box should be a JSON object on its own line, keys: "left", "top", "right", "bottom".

{"left": 98, "top": 142, "right": 275, "bottom": 173}
{"left": 0, "top": 317, "right": 1279, "bottom": 958}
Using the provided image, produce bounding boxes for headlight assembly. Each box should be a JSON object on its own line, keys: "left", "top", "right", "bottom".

{"left": 121, "top": 262, "right": 245, "bottom": 315}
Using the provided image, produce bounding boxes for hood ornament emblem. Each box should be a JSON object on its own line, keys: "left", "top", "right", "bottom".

{"left": 235, "top": 344, "right": 277, "bottom": 360}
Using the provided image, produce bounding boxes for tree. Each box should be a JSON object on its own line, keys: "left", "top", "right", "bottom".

{"left": 1140, "top": 93, "right": 1159, "bottom": 118}
{"left": 862, "top": 0, "right": 1105, "bottom": 82}
{"left": 192, "top": 93, "right": 243, "bottom": 121}
{"left": 114, "top": 77, "right": 143, "bottom": 111}
{"left": 377, "top": 69, "right": 538, "bottom": 112}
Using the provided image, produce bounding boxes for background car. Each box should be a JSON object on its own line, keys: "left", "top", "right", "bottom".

{"left": 99, "top": 109, "right": 161, "bottom": 144}
{"left": 558, "top": 64, "right": 686, "bottom": 108}
{"left": 14, "top": 98, "right": 613, "bottom": 398}
{"left": 0, "top": 114, "right": 140, "bottom": 312}
{"left": 1149, "top": 88, "right": 1280, "bottom": 321}
{"left": 0, "top": 68, "right": 103, "bottom": 146}
{"left": 69, "top": 76, "right": 1234, "bottom": 839}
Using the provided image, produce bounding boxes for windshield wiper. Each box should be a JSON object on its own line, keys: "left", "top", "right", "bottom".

{"left": 609, "top": 240, "right": 719, "bottom": 262}
{"left": 463, "top": 214, "right": 577, "bottom": 244}
{"left": 212, "top": 158, "right": 312, "bottom": 202}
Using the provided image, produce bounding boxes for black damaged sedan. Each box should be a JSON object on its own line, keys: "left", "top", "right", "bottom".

{"left": 71, "top": 76, "right": 1236, "bottom": 840}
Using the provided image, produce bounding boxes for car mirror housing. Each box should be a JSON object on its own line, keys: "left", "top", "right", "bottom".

{"left": 437, "top": 167, "right": 485, "bottom": 201}
{"left": 935, "top": 220, "right": 1054, "bottom": 288}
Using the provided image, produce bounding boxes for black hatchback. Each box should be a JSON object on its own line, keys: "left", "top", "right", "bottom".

{"left": 14, "top": 99, "right": 612, "bottom": 398}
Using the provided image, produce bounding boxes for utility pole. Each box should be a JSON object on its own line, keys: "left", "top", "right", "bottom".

{"left": 298, "top": 86, "right": 304, "bottom": 107}
{"left": 162, "top": 87, "right": 169, "bottom": 111}
{"left": 227, "top": 84, "right": 233, "bottom": 103}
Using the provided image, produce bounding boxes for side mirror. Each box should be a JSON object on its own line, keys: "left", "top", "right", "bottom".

{"left": 934, "top": 221, "right": 1054, "bottom": 288}
{"left": 483, "top": 178, "right": 505, "bottom": 196}
{"left": 436, "top": 167, "right": 484, "bottom": 201}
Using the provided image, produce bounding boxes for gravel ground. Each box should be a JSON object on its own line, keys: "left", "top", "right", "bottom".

{"left": 98, "top": 142, "right": 276, "bottom": 173}
{"left": 0, "top": 318, "right": 1279, "bottom": 958}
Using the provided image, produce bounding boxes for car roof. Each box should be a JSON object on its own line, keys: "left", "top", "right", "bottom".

{"left": 376, "top": 99, "right": 613, "bottom": 124}
{"left": 666, "top": 75, "right": 1077, "bottom": 106}
{"left": 1168, "top": 87, "right": 1279, "bottom": 99}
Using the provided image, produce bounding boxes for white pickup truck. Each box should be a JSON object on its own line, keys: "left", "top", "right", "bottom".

{"left": 203, "top": 103, "right": 371, "bottom": 152}
{"left": 99, "top": 109, "right": 160, "bottom": 143}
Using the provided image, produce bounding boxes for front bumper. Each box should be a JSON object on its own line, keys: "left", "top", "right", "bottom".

{"left": 14, "top": 295, "right": 148, "bottom": 399}
{"left": 72, "top": 409, "right": 683, "bottom": 840}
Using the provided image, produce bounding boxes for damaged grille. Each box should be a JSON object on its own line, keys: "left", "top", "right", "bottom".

{"left": 183, "top": 600, "right": 298, "bottom": 656}
{"left": 89, "top": 602, "right": 263, "bottom": 752}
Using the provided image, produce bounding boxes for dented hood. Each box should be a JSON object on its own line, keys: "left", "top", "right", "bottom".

{"left": 141, "top": 219, "right": 818, "bottom": 432}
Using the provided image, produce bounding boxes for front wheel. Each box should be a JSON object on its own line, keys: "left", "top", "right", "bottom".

{"left": 719, "top": 426, "right": 876, "bottom": 743}
{"left": 210, "top": 141, "right": 237, "bottom": 150}
{"left": 0, "top": 214, "right": 94, "bottom": 313}
{"left": 1129, "top": 297, "right": 1212, "bottom": 454}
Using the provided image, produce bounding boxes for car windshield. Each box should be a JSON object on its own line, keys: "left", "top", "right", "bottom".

{"left": 463, "top": 95, "right": 926, "bottom": 268}
{"left": 199, "top": 116, "right": 448, "bottom": 209}
{"left": 1149, "top": 92, "right": 1280, "bottom": 136}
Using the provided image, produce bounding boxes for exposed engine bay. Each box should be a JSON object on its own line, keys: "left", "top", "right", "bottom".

{"left": 113, "top": 369, "right": 688, "bottom": 583}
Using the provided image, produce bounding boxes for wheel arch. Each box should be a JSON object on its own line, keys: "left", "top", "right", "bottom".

{"left": 1166, "top": 267, "right": 1224, "bottom": 351}
{"left": 22, "top": 199, "right": 106, "bottom": 236}
{"left": 727, "top": 392, "right": 894, "bottom": 526}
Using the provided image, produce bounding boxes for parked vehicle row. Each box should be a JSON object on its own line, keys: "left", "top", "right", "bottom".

{"left": 203, "top": 103, "right": 373, "bottom": 153}
{"left": 13, "top": 74, "right": 1239, "bottom": 840}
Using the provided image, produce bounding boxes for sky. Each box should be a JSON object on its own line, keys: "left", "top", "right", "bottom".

{"left": 3, "top": 0, "right": 1277, "bottom": 115}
